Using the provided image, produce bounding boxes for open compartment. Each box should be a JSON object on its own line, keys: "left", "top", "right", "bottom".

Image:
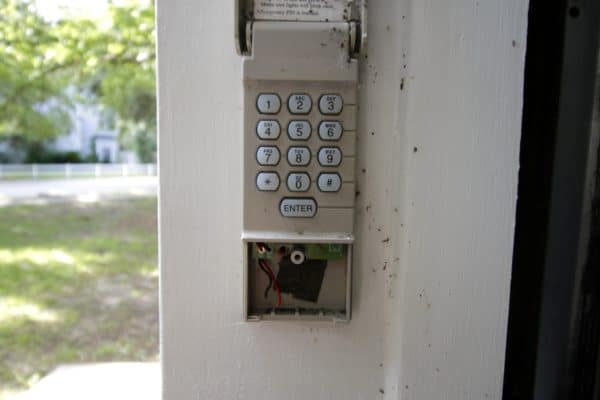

{"left": 244, "top": 240, "right": 352, "bottom": 322}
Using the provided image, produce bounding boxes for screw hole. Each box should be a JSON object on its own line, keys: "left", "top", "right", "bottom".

{"left": 569, "top": 6, "right": 580, "bottom": 18}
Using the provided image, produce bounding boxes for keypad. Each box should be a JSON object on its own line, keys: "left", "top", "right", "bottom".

{"left": 254, "top": 92, "right": 348, "bottom": 217}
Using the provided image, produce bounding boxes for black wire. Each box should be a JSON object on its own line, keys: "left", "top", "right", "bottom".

{"left": 257, "top": 260, "right": 273, "bottom": 298}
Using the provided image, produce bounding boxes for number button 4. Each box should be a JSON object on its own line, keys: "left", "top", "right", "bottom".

{"left": 288, "top": 94, "right": 312, "bottom": 115}
{"left": 256, "top": 120, "right": 281, "bottom": 140}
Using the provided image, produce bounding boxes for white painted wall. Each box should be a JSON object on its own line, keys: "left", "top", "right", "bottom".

{"left": 158, "top": 1, "right": 529, "bottom": 399}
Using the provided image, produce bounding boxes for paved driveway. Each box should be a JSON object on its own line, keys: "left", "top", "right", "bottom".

{"left": 0, "top": 177, "right": 157, "bottom": 206}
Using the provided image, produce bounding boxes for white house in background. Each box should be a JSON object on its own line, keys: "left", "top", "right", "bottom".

{"left": 48, "top": 102, "right": 128, "bottom": 163}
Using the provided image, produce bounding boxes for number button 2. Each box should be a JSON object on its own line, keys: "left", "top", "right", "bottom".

{"left": 319, "top": 94, "right": 343, "bottom": 115}
{"left": 288, "top": 94, "right": 312, "bottom": 114}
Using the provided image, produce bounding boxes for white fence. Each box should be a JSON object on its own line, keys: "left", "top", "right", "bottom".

{"left": 0, "top": 163, "right": 157, "bottom": 180}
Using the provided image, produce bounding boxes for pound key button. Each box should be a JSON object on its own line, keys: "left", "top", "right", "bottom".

{"left": 279, "top": 198, "right": 317, "bottom": 218}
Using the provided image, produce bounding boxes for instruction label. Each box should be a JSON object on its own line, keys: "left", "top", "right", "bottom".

{"left": 254, "top": 0, "right": 351, "bottom": 22}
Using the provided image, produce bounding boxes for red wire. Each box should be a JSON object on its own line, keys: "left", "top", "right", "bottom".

{"left": 259, "top": 259, "right": 281, "bottom": 307}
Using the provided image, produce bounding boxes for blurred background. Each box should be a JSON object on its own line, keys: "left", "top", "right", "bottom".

{"left": 0, "top": 1, "right": 158, "bottom": 398}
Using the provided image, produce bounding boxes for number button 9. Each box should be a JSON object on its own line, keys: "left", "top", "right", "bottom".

{"left": 318, "top": 147, "right": 342, "bottom": 167}
{"left": 288, "top": 94, "right": 312, "bottom": 115}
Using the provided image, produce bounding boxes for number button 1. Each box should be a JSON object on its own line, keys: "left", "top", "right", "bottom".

{"left": 319, "top": 94, "right": 343, "bottom": 115}
{"left": 257, "top": 94, "right": 281, "bottom": 114}
{"left": 287, "top": 173, "right": 311, "bottom": 192}
{"left": 288, "top": 94, "right": 312, "bottom": 114}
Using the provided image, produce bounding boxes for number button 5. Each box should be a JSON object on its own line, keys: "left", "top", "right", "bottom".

{"left": 288, "top": 94, "right": 312, "bottom": 115}
{"left": 287, "top": 120, "right": 311, "bottom": 140}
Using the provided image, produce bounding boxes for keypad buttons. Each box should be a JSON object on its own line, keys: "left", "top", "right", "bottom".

{"left": 288, "top": 94, "right": 312, "bottom": 114}
{"left": 319, "top": 94, "right": 343, "bottom": 115}
{"left": 287, "top": 120, "right": 311, "bottom": 140}
{"left": 256, "top": 172, "right": 280, "bottom": 191}
{"left": 256, "top": 120, "right": 281, "bottom": 140}
{"left": 257, "top": 94, "right": 281, "bottom": 114}
{"left": 318, "top": 147, "right": 342, "bottom": 167}
{"left": 318, "top": 121, "right": 343, "bottom": 141}
{"left": 280, "top": 198, "right": 317, "bottom": 218}
{"left": 256, "top": 146, "right": 280, "bottom": 166}
{"left": 287, "top": 173, "right": 311, "bottom": 192}
{"left": 318, "top": 173, "right": 342, "bottom": 192}
{"left": 287, "top": 147, "right": 311, "bottom": 166}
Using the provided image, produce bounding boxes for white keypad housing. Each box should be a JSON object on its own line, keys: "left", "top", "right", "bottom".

{"left": 244, "top": 85, "right": 356, "bottom": 232}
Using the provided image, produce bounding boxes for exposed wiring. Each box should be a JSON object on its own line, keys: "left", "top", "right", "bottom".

{"left": 259, "top": 259, "right": 281, "bottom": 307}
{"left": 257, "top": 261, "right": 273, "bottom": 298}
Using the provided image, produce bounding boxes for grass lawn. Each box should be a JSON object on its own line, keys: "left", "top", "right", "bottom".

{"left": 0, "top": 197, "right": 158, "bottom": 399}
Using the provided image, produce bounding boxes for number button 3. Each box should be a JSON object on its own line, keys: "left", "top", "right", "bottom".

{"left": 319, "top": 94, "right": 343, "bottom": 115}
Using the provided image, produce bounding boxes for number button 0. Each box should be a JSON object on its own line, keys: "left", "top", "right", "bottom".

{"left": 318, "top": 173, "right": 342, "bottom": 192}
{"left": 318, "top": 121, "right": 343, "bottom": 141}
{"left": 287, "top": 173, "right": 311, "bottom": 192}
{"left": 318, "top": 147, "right": 342, "bottom": 167}
{"left": 256, "top": 172, "right": 280, "bottom": 191}
{"left": 287, "top": 120, "right": 311, "bottom": 140}
{"left": 256, "top": 146, "right": 280, "bottom": 166}
{"left": 319, "top": 94, "right": 343, "bottom": 115}
{"left": 257, "top": 94, "right": 281, "bottom": 114}
{"left": 288, "top": 94, "right": 312, "bottom": 114}
{"left": 287, "top": 147, "right": 311, "bottom": 166}
{"left": 256, "top": 120, "right": 281, "bottom": 140}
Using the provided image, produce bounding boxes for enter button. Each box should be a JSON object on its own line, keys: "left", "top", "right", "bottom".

{"left": 280, "top": 198, "right": 317, "bottom": 218}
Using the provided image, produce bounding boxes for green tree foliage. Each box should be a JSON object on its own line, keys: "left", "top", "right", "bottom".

{"left": 0, "top": 0, "right": 156, "bottom": 161}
